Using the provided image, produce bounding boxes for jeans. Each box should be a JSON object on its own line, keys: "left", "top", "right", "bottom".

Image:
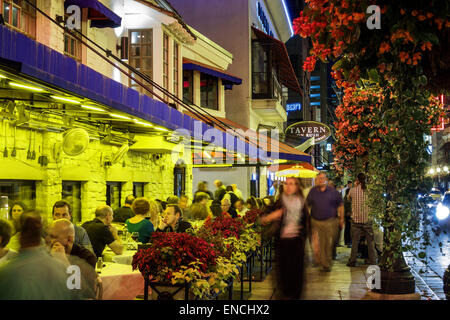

{"left": 348, "top": 222, "right": 378, "bottom": 264}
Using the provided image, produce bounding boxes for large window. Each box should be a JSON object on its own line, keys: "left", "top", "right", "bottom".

{"left": 252, "top": 40, "right": 282, "bottom": 100}
{"left": 173, "top": 42, "right": 179, "bottom": 99}
{"left": 133, "top": 182, "right": 145, "bottom": 198}
{"left": 1, "top": 0, "right": 36, "bottom": 38}
{"left": 106, "top": 182, "right": 122, "bottom": 211}
{"left": 200, "top": 73, "right": 218, "bottom": 110}
{"left": 129, "top": 29, "right": 153, "bottom": 96}
{"left": 183, "top": 70, "right": 194, "bottom": 104}
{"left": 0, "top": 180, "right": 36, "bottom": 213}
{"left": 62, "top": 181, "right": 82, "bottom": 223}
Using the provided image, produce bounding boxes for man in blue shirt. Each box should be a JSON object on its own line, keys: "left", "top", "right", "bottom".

{"left": 307, "top": 172, "right": 344, "bottom": 272}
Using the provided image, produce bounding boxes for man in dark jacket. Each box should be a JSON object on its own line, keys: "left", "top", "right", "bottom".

{"left": 157, "top": 204, "right": 192, "bottom": 233}
{"left": 113, "top": 195, "right": 135, "bottom": 223}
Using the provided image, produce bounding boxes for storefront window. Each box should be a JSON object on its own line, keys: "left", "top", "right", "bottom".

{"left": 133, "top": 182, "right": 145, "bottom": 198}
{"left": 106, "top": 182, "right": 122, "bottom": 211}
{"left": 129, "top": 29, "right": 153, "bottom": 96}
{"left": 0, "top": 180, "right": 36, "bottom": 212}
{"left": 183, "top": 70, "right": 194, "bottom": 104}
{"left": 200, "top": 73, "right": 218, "bottom": 110}
{"left": 62, "top": 181, "right": 82, "bottom": 223}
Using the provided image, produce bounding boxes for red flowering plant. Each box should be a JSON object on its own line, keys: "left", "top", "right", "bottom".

{"left": 294, "top": 1, "right": 449, "bottom": 94}
{"left": 203, "top": 215, "right": 245, "bottom": 239}
{"left": 243, "top": 208, "right": 263, "bottom": 225}
{"left": 131, "top": 232, "right": 217, "bottom": 282}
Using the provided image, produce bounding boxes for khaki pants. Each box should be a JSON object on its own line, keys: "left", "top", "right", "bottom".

{"left": 311, "top": 217, "right": 339, "bottom": 268}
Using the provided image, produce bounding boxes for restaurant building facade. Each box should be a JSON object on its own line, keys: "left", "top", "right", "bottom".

{"left": 170, "top": 0, "right": 306, "bottom": 197}
{"left": 0, "top": 0, "right": 280, "bottom": 223}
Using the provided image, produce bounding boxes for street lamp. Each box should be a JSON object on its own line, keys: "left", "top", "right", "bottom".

{"left": 429, "top": 168, "right": 435, "bottom": 175}
{"left": 444, "top": 166, "right": 449, "bottom": 173}
{"left": 437, "top": 167, "right": 441, "bottom": 173}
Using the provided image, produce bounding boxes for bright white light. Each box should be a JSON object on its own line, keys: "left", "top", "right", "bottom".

{"left": 437, "top": 167, "right": 441, "bottom": 173}
{"left": 154, "top": 127, "right": 169, "bottom": 132}
{"left": 281, "top": 0, "right": 294, "bottom": 36}
{"left": 10, "top": 82, "right": 45, "bottom": 92}
{"left": 429, "top": 168, "right": 435, "bottom": 174}
{"left": 133, "top": 119, "right": 153, "bottom": 127}
{"left": 444, "top": 166, "right": 449, "bottom": 172}
{"left": 81, "top": 105, "right": 105, "bottom": 112}
{"left": 110, "top": 113, "right": 131, "bottom": 120}
{"left": 51, "top": 96, "right": 80, "bottom": 104}
{"left": 0, "top": 74, "right": 6, "bottom": 79}
{"left": 436, "top": 203, "right": 449, "bottom": 220}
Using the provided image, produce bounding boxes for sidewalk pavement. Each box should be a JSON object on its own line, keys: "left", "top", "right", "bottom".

{"left": 250, "top": 244, "right": 439, "bottom": 300}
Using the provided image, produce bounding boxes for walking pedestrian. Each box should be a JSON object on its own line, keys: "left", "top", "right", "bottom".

{"left": 307, "top": 172, "right": 344, "bottom": 272}
{"left": 261, "top": 177, "right": 309, "bottom": 300}
{"left": 344, "top": 188, "right": 352, "bottom": 247}
{"left": 346, "top": 173, "right": 378, "bottom": 267}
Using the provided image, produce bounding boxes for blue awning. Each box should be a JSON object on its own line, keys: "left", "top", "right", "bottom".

{"left": 64, "top": 0, "right": 121, "bottom": 28}
{"left": 0, "top": 25, "right": 310, "bottom": 164}
{"left": 183, "top": 61, "right": 242, "bottom": 90}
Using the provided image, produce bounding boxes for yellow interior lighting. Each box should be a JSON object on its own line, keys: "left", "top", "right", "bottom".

{"left": 110, "top": 113, "right": 131, "bottom": 120}
{"left": 154, "top": 127, "right": 169, "bottom": 132}
{"left": 133, "top": 119, "right": 154, "bottom": 127}
{"left": 81, "top": 105, "right": 105, "bottom": 112}
{"left": 51, "top": 96, "right": 80, "bottom": 104}
{"left": 9, "top": 82, "right": 45, "bottom": 92}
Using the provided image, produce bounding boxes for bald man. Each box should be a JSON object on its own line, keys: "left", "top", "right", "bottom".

{"left": 47, "top": 219, "right": 97, "bottom": 268}
{"left": 82, "top": 206, "right": 123, "bottom": 258}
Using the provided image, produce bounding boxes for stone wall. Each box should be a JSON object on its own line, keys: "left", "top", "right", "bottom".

{"left": 0, "top": 117, "right": 193, "bottom": 225}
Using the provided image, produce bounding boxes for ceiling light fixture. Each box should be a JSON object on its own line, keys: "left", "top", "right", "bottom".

{"left": 9, "top": 82, "right": 45, "bottom": 92}
{"left": 110, "top": 113, "right": 131, "bottom": 120}
{"left": 51, "top": 95, "right": 80, "bottom": 104}
{"left": 133, "top": 119, "right": 153, "bottom": 127}
{"left": 81, "top": 105, "right": 105, "bottom": 112}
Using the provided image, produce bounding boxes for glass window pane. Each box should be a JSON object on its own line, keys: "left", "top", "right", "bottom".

{"left": 3, "top": 3, "right": 10, "bottom": 24}
{"left": 62, "top": 182, "right": 82, "bottom": 223}
{"left": 131, "top": 32, "right": 139, "bottom": 44}
{"left": 12, "top": 5, "right": 18, "bottom": 27}
{"left": 0, "top": 180, "right": 36, "bottom": 219}
{"left": 106, "top": 182, "right": 121, "bottom": 211}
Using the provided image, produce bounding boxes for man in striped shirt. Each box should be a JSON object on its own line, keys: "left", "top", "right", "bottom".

{"left": 346, "top": 173, "right": 378, "bottom": 267}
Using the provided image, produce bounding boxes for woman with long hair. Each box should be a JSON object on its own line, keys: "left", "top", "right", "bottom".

{"left": 9, "top": 202, "right": 27, "bottom": 235}
{"left": 261, "top": 177, "right": 309, "bottom": 300}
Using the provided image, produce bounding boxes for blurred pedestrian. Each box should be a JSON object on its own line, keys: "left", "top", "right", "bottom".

{"left": 307, "top": 172, "right": 344, "bottom": 272}
{"left": 346, "top": 173, "right": 377, "bottom": 267}
{"left": 194, "top": 181, "right": 214, "bottom": 200}
{"left": 214, "top": 180, "right": 227, "bottom": 201}
{"left": 344, "top": 188, "right": 352, "bottom": 247}
{"left": 231, "top": 184, "right": 244, "bottom": 200}
{"left": 261, "top": 177, "right": 309, "bottom": 300}
{"left": 6, "top": 202, "right": 27, "bottom": 251}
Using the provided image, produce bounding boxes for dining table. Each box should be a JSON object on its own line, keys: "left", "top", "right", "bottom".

{"left": 98, "top": 262, "right": 146, "bottom": 300}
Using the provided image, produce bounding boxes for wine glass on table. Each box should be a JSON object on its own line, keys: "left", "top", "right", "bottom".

{"left": 131, "top": 232, "right": 139, "bottom": 242}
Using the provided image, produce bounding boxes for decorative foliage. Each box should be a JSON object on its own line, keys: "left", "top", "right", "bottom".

{"left": 294, "top": 1, "right": 448, "bottom": 272}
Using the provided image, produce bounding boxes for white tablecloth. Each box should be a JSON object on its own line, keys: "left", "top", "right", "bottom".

{"left": 103, "top": 249, "right": 137, "bottom": 265}
{"left": 99, "top": 263, "right": 145, "bottom": 300}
